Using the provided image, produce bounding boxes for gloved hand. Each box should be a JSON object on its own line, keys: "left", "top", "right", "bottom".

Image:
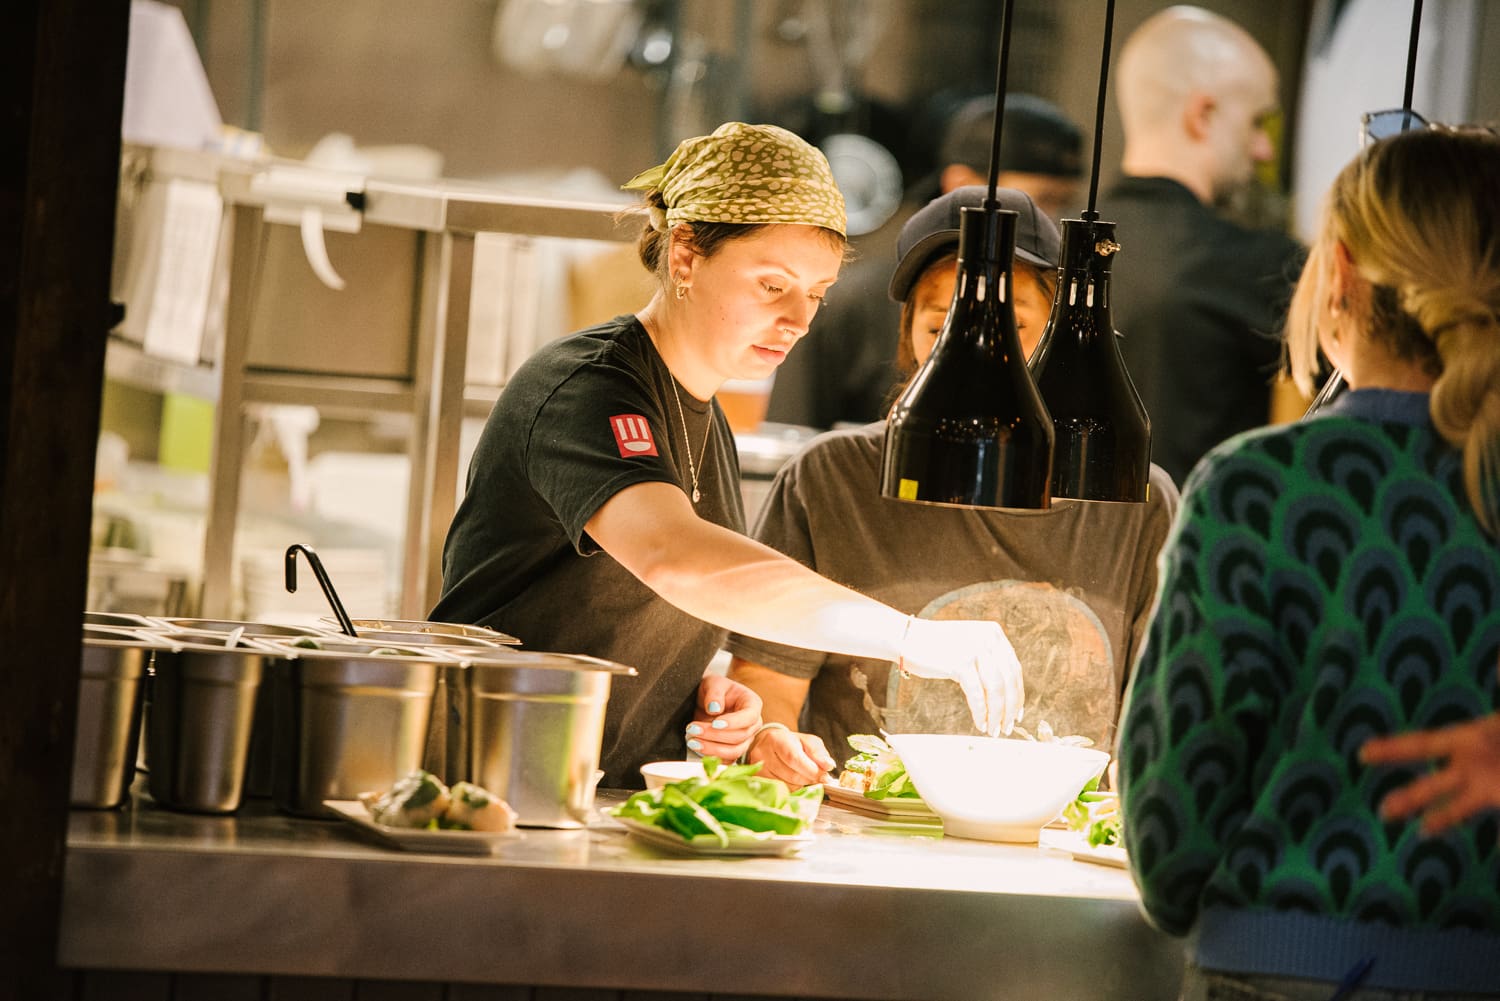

{"left": 895, "top": 616, "right": 1024, "bottom": 737}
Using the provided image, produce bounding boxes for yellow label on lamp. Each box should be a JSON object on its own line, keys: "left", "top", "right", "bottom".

{"left": 898, "top": 478, "right": 919, "bottom": 500}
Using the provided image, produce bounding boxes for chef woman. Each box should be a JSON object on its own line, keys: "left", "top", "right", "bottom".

{"left": 432, "top": 123, "right": 1024, "bottom": 788}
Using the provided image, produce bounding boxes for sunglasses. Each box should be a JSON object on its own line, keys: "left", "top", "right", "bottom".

{"left": 1359, "top": 108, "right": 1430, "bottom": 146}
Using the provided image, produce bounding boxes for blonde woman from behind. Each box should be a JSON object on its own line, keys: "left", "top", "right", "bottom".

{"left": 1118, "top": 126, "right": 1500, "bottom": 1000}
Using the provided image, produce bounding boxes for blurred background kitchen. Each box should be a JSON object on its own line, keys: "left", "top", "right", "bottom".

{"left": 95, "top": 0, "right": 1499, "bottom": 629}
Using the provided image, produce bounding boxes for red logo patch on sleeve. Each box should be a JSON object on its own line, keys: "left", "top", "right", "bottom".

{"left": 609, "top": 414, "right": 658, "bottom": 457}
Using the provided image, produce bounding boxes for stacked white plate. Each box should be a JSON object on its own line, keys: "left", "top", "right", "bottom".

{"left": 239, "top": 545, "right": 389, "bottom": 628}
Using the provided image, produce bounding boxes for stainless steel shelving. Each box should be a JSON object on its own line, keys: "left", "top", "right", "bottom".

{"left": 108, "top": 147, "right": 637, "bottom": 620}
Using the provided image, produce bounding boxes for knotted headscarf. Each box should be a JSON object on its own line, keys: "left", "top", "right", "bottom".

{"left": 622, "top": 122, "right": 847, "bottom": 236}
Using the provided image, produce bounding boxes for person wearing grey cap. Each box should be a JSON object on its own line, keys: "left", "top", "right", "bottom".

{"left": 764, "top": 94, "right": 1086, "bottom": 432}
{"left": 725, "top": 186, "right": 1180, "bottom": 787}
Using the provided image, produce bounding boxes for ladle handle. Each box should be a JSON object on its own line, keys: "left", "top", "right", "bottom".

{"left": 285, "top": 543, "right": 357, "bottom": 636}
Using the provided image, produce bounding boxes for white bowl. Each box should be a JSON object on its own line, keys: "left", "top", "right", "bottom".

{"left": 887, "top": 734, "right": 1109, "bottom": 843}
{"left": 639, "top": 760, "right": 707, "bottom": 791}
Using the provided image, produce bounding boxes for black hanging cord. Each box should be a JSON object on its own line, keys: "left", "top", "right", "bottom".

{"left": 1398, "top": 0, "right": 1422, "bottom": 115}
{"left": 1307, "top": 0, "right": 1424, "bottom": 421}
{"left": 1082, "top": 0, "right": 1117, "bottom": 222}
{"left": 984, "top": 0, "right": 1016, "bottom": 211}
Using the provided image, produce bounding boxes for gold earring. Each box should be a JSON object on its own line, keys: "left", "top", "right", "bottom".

{"left": 674, "top": 275, "right": 688, "bottom": 300}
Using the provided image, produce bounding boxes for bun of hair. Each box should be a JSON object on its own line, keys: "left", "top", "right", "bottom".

{"left": 1430, "top": 313, "right": 1500, "bottom": 535}
{"left": 637, "top": 191, "right": 669, "bottom": 278}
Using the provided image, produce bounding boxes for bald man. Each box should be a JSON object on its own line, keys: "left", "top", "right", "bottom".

{"left": 1098, "top": 5, "right": 1303, "bottom": 487}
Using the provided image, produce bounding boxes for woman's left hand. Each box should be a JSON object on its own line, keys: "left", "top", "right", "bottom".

{"left": 687, "top": 674, "right": 763, "bottom": 762}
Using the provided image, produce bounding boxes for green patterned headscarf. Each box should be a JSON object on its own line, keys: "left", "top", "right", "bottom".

{"left": 622, "top": 122, "right": 846, "bottom": 237}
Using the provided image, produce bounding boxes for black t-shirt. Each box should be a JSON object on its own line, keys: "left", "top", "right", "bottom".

{"left": 431, "top": 315, "right": 744, "bottom": 788}
{"left": 1096, "top": 176, "right": 1304, "bottom": 486}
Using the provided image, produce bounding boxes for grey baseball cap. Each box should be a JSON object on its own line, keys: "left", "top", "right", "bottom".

{"left": 888, "top": 186, "right": 1062, "bottom": 303}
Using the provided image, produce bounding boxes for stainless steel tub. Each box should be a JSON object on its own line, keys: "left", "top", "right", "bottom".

{"left": 153, "top": 617, "right": 326, "bottom": 639}
{"left": 83, "top": 610, "right": 158, "bottom": 629}
{"left": 324, "top": 617, "right": 521, "bottom": 645}
{"left": 264, "top": 642, "right": 444, "bottom": 817}
{"left": 444, "top": 650, "right": 634, "bottom": 829}
{"left": 341, "top": 629, "right": 501, "bottom": 649}
{"left": 73, "top": 635, "right": 155, "bottom": 809}
{"left": 145, "top": 637, "right": 271, "bottom": 814}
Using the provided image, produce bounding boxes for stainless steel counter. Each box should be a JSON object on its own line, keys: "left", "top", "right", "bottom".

{"left": 60, "top": 790, "right": 1184, "bottom": 1000}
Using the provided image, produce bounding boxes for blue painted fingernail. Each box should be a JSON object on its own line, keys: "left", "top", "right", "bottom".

{"left": 686, "top": 724, "right": 702, "bottom": 737}
{"left": 708, "top": 700, "right": 722, "bottom": 714}
{"left": 686, "top": 738, "right": 703, "bottom": 752}
{"left": 711, "top": 718, "right": 728, "bottom": 730}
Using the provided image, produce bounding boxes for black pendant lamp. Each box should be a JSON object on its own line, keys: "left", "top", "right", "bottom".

{"left": 1028, "top": 0, "right": 1151, "bottom": 502}
{"left": 879, "top": 0, "right": 1054, "bottom": 509}
{"left": 1305, "top": 0, "right": 1423, "bottom": 417}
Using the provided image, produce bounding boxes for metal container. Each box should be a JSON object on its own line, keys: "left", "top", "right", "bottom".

{"left": 445, "top": 650, "right": 633, "bottom": 829}
{"left": 265, "top": 642, "right": 443, "bottom": 818}
{"left": 147, "top": 618, "right": 328, "bottom": 798}
{"left": 153, "top": 617, "right": 326, "bottom": 639}
{"left": 145, "top": 638, "right": 270, "bottom": 814}
{"left": 87, "top": 552, "right": 190, "bottom": 617}
{"left": 325, "top": 617, "right": 522, "bottom": 645}
{"left": 72, "top": 634, "right": 155, "bottom": 809}
{"left": 84, "top": 610, "right": 157, "bottom": 629}
{"left": 340, "top": 629, "right": 501, "bottom": 649}
{"left": 301, "top": 631, "right": 504, "bottom": 782}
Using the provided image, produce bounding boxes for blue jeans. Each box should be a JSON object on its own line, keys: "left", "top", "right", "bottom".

{"left": 1179, "top": 965, "right": 1500, "bottom": 1001}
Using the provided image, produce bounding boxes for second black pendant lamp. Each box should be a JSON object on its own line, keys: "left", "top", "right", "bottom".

{"left": 879, "top": 0, "right": 1054, "bottom": 509}
{"left": 1027, "top": 0, "right": 1151, "bottom": 502}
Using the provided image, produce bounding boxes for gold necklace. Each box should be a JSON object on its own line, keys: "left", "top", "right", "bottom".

{"left": 669, "top": 377, "right": 714, "bottom": 504}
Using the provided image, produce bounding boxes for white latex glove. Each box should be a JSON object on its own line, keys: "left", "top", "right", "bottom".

{"left": 896, "top": 617, "right": 1025, "bottom": 737}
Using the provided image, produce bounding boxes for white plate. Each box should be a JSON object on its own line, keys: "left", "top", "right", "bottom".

{"left": 1039, "top": 828, "right": 1128, "bottom": 869}
{"left": 821, "top": 780, "right": 939, "bottom": 820}
{"left": 324, "top": 800, "right": 523, "bottom": 856}
{"left": 612, "top": 815, "right": 813, "bottom": 857}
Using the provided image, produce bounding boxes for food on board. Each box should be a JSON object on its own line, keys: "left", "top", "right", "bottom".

{"left": 363, "top": 770, "right": 515, "bottom": 832}
{"left": 445, "top": 781, "right": 519, "bottom": 832}
{"left": 837, "top": 734, "right": 922, "bottom": 800}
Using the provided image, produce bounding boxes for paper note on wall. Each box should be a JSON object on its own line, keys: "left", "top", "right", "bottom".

{"left": 467, "top": 233, "right": 514, "bottom": 387}
{"left": 140, "top": 179, "right": 224, "bottom": 365}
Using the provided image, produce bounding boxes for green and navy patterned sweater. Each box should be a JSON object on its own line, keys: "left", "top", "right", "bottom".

{"left": 1119, "top": 390, "right": 1500, "bottom": 993}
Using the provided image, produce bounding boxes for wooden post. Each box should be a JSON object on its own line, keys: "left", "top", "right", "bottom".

{"left": 0, "top": 0, "right": 130, "bottom": 996}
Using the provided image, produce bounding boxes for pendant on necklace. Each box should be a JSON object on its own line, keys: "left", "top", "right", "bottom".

{"left": 692, "top": 487, "right": 701, "bottom": 503}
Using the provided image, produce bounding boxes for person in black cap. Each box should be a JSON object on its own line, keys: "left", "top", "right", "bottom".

{"left": 763, "top": 94, "right": 1087, "bottom": 432}
{"left": 886, "top": 184, "right": 1062, "bottom": 368}
{"left": 725, "top": 186, "right": 1180, "bottom": 786}
{"left": 936, "top": 93, "right": 1085, "bottom": 222}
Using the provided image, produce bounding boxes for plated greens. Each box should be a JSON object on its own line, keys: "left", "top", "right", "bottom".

{"left": 1062, "top": 776, "right": 1122, "bottom": 847}
{"left": 611, "top": 757, "right": 822, "bottom": 848}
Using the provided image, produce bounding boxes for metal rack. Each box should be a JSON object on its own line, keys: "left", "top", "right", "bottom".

{"left": 109, "top": 148, "right": 638, "bottom": 620}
